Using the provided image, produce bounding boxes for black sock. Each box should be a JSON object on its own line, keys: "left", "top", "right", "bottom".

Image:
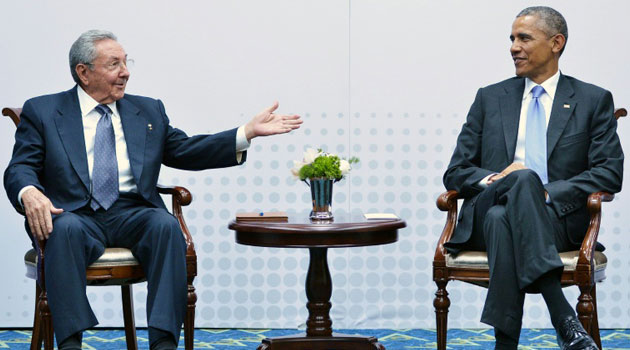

{"left": 536, "top": 269, "right": 576, "bottom": 328}
{"left": 58, "top": 332, "right": 82, "bottom": 350}
{"left": 494, "top": 328, "right": 518, "bottom": 350}
{"left": 149, "top": 327, "right": 177, "bottom": 350}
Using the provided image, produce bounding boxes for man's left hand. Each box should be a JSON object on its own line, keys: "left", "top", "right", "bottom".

{"left": 487, "top": 162, "right": 527, "bottom": 184}
{"left": 245, "top": 101, "right": 302, "bottom": 141}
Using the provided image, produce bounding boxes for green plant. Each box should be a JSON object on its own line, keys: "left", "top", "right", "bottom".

{"left": 291, "top": 148, "right": 359, "bottom": 181}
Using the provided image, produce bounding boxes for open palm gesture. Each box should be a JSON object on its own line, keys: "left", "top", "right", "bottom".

{"left": 244, "top": 101, "right": 302, "bottom": 140}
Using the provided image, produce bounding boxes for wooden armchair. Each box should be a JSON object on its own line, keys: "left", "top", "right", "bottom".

{"left": 2, "top": 107, "right": 198, "bottom": 350}
{"left": 432, "top": 108, "right": 627, "bottom": 350}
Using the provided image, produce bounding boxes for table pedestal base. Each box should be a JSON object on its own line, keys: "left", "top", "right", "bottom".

{"left": 256, "top": 333, "right": 386, "bottom": 350}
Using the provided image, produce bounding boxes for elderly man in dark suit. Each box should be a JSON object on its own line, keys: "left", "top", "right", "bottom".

{"left": 4, "top": 30, "right": 302, "bottom": 350}
{"left": 443, "top": 6, "right": 623, "bottom": 350}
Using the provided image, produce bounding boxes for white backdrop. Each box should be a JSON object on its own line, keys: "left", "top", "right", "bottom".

{"left": 0, "top": 0, "right": 628, "bottom": 329}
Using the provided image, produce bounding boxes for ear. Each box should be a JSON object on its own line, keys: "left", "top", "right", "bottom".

{"left": 75, "top": 64, "right": 90, "bottom": 86}
{"left": 551, "top": 33, "right": 566, "bottom": 54}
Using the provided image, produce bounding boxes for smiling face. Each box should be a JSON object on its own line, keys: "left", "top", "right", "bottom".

{"left": 510, "top": 15, "right": 565, "bottom": 84}
{"left": 76, "top": 39, "right": 130, "bottom": 104}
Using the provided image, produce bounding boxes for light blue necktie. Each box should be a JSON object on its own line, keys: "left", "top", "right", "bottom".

{"left": 524, "top": 85, "right": 548, "bottom": 184}
{"left": 91, "top": 104, "right": 119, "bottom": 210}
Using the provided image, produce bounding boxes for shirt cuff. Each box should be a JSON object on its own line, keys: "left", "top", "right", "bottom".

{"left": 236, "top": 125, "right": 251, "bottom": 152}
{"left": 18, "top": 185, "right": 37, "bottom": 208}
{"left": 478, "top": 173, "right": 497, "bottom": 188}
{"left": 235, "top": 125, "right": 250, "bottom": 163}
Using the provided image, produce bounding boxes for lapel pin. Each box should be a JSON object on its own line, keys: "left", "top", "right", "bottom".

{"left": 563, "top": 104, "right": 570, "bottom": 109}
{"left": 148, "top": 123, "right": 152, "bottom": 130}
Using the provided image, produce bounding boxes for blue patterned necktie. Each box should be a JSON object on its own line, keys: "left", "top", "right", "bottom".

{"left": 524, "top": 85, "right": 548, "bottom": 184}
{"left": 91, "top": 104, "right": 119, "bottom": 210}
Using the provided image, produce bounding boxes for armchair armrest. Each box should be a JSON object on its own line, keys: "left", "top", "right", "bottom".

{"left": 157, "top": 184, "right": 192, "bottom": 206}
{"left": 157, "top": 185, "right": 195, "bottom": 253}
{"left": 577, "top": 192, "right": 614, "bottom": 271}
{"left": 434, "top": 190, "right": 460, "bottom": 263}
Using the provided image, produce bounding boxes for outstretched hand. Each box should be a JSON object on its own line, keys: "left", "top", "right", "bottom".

{"left": 244, "top": 101, "right": 302, "bottom": 141}
{"left": 22, "top": 187, "right": 64, "bottom": 241}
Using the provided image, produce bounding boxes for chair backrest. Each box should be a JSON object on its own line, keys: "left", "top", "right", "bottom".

{"left": 2, "top": 107, "right": 22, "bottom": 127}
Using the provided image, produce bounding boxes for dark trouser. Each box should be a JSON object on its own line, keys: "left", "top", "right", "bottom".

{"left": 40, "top": 193, "right": 187, "bottom": 346}
{"left": 461, "top": 169, "right": 577, "bottom": 339}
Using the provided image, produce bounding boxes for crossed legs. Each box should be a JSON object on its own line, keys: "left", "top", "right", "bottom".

{"left": 467, "top": 170, "right": 577, "bottom": 347}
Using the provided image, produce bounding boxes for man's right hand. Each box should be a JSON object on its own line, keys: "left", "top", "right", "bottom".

{"left": 21, "top": 188, "right": 64, "bottom": 240}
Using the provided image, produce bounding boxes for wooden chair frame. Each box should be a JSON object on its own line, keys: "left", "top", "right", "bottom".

{"left": 3, "top": 107, "right": 198, "bottom": 350}
{"left": 432, "top": 108, "right": 626, "bottom": 350}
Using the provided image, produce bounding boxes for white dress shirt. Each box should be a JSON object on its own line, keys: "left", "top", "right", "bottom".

{"left": 479, "top": 70, "right": 560, "bottom": 188}
{"left": 18, "top": 87, "right": 250, "bottom": 204}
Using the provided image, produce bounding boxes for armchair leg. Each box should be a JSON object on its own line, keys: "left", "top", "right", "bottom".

{"left": 576, "top": 284, "right": 594, "bottom": 340}
{"left": 31, "top": 284, "right": 43, "bottom": 350}
{"left": 589, "top": 285, "right": 602, "bottom": 349}
{"left": 184, "top": 279, "right": 197, "bottom": 350}
{"left": 121, "top": 285, "right": 138, "bottom": 350}
{"left": 434, "top": 280, "right": 450, "bottom": 350}
{"left": 39, "top": 289, "right": 54, "bottom": 350}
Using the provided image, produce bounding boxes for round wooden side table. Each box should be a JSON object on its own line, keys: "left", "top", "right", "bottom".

{"left": 229, "top": 215, "right": 406, "bottom": 350}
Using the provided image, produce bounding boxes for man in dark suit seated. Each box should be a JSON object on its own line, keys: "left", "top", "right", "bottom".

{"left": 3, "top": 30, "right": 302, "bottom": 350}
{"left": 443, "top": 6, "right": 623, "bottom": 350}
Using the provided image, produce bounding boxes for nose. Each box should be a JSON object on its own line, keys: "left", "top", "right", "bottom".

{"left": 119, "top": 64, "right": 130, "bottom": 78}
{"left": 510, "top": 40, "right": 521, "bottom": 55}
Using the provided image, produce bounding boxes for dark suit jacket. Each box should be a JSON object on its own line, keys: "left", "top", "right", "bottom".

{"left": 4, "top": 86, "right": 246, "bottom": 213}
{"left": 444, "top": 74, "right": 624, "bottom": 251}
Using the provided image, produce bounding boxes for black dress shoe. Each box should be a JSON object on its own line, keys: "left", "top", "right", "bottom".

{"left": 556, "top": 316, "right": 599, "bottom": 350}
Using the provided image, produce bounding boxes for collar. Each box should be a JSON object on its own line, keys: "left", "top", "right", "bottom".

{"left": 522, "top": 69, "right": 561, "bottom": 100}
{"left": 76, "top": 85, "right": 119, "bottom": 118}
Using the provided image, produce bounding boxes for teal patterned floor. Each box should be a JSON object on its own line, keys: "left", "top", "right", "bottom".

{"left": 1, "top": 328, "right": 628, "bottom": 349}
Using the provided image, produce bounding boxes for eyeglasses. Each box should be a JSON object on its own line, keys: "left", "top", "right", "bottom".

{"left": 88, "top": 59, "right": 135, "bottom": 72}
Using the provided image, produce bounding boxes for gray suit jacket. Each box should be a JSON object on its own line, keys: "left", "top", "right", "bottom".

{"left": 443, "top": 74, "right": 624, "bottom": 250}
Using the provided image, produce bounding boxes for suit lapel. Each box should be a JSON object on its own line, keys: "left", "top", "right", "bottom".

{"left": 54, "top": 87, "right": 90, "bottom": 191}
{"left": 547, "top": 75, "right": 576, "bottom": 158}
{"left": 499, "top": 78, "right": 525, "bottom": 163}
{"left": 117, "top": 98, "right": 146, "bottom": 184}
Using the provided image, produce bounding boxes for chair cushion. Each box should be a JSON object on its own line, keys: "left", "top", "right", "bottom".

{"left": 446, "top": 250, "right": 607, "bottom": 272}
{"left": 24, "top": 247, "right": 140, "bottom": 280}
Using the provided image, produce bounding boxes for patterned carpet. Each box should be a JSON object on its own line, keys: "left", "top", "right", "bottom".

{"left": 1, "top": 328, "right": 628, "bottom": 349}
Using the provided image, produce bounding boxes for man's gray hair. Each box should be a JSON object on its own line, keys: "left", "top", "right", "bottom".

{"left": 69, "top": 30, "right": 117, "bottom": 84}
{"left": 517, "top": 6, "right": 568, "bottom": 56}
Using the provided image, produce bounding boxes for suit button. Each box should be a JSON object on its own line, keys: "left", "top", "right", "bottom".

{"left": 561, "top": 208, "right": 567, "bottom": 213}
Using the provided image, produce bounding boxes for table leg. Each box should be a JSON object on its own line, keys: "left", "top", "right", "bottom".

{"left": 306, "top": 247, "right": 332, "bottom": 336}
{"left": 256, "top": 247, "right": 386, "bottom": 350}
